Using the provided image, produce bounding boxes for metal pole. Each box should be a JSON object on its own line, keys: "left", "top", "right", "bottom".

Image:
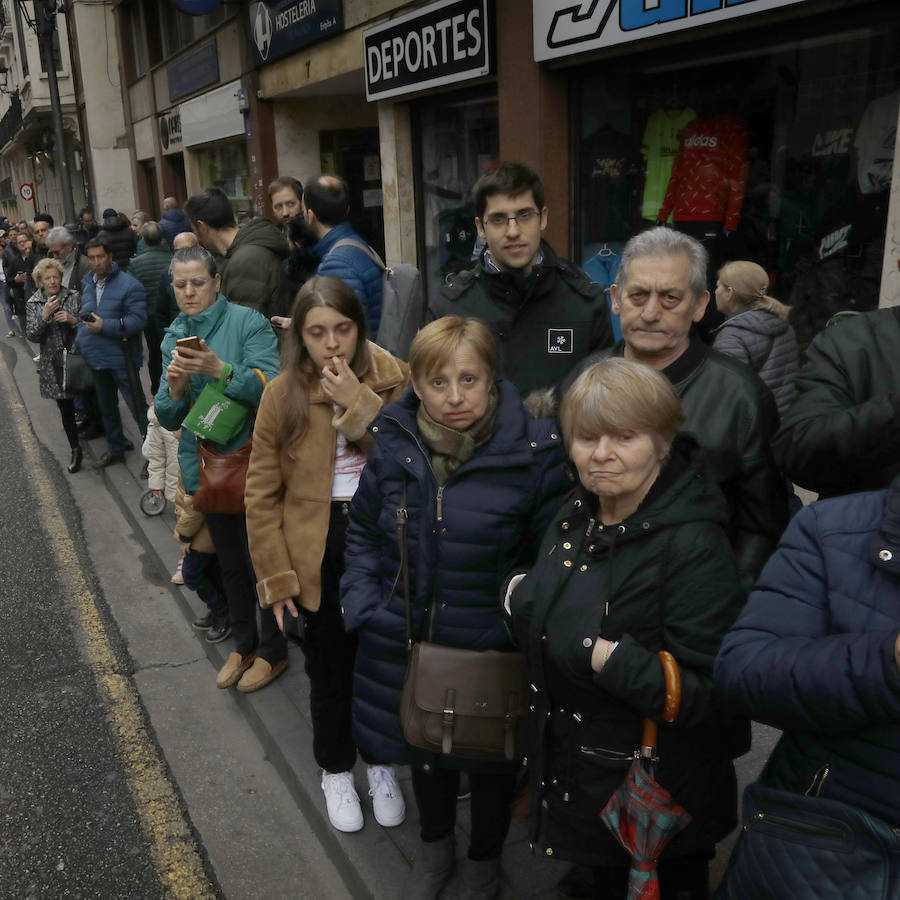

{"left": 34, "top": 0, "right": 76, "bottom": 227}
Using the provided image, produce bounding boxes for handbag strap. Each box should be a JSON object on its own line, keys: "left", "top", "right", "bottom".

{"left": 217, "top": 362, "right": 233, "bottom": 391}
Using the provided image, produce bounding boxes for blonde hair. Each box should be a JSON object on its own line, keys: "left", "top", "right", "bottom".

{"left": 718, "top": 260, "right": 791, "bottom": 320}
{"left": 408, "top": 316, "right": 497, "bottom": 383}
{"left": 33, "top": 257, "right": 64, "bottom": 287}
{"left": 560, "top": 358, "right": 684, "bottom": 453}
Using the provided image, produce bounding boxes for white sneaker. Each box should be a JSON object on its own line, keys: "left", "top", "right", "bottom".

{"left": 321, "top": 770, "right": 363, "bottom": 832}
{"left": 367, "top": 764, "right": 406, "bottom": 827}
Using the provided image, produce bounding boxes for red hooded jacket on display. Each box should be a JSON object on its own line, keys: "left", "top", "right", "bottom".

{"left": 659, "top": 114, "right": 749, "bottom": 231}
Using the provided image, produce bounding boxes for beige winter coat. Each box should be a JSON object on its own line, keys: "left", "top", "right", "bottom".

{"left": 245, "top": 342, "right": 409, "bottom": 612}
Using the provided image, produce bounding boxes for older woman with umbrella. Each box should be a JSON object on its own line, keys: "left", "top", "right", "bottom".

{"left": 509, "top": 358, "right": 745, "bottom": 899}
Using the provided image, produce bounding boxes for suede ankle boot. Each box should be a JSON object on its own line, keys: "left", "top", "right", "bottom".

{"left": 403, "top": 834, "right": 456, "bottom": 900}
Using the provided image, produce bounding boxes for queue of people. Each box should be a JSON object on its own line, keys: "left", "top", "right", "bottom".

{"left": 9, "top": 157, "right": 900, "bottom": 900}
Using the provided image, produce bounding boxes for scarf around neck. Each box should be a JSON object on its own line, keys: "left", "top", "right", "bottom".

{"left": 416, "top": 385, "right": 499, "bottom": 485}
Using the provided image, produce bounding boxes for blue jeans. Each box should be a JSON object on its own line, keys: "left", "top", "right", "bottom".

{"left": 92, "top": 366, "right": 148, "bottom": 455}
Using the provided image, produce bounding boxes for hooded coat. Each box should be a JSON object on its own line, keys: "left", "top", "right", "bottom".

{"left": 159, "top": 207, "right": 192, "bottom": 250}
{"left": 715, "top": 478, "right": 900, "bottom": 830}
{"left": 712, "top": 307, "right": 799, "bottom": 418}
{"left": 220, "top": 217, "right": 289, "bottom": 315}
{"left": 432, "top": 241, "right": 614, "bottom": 397}
{"left": 511, "top": 436, "right": 744, "bottom": 866}
{"left": 340, "top": 379, "right": 571, "bottom": 767}
{"left": 97, "top": 214, "right": 138, "bottom": 270}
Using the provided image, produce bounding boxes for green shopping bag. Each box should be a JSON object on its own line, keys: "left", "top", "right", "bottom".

{"left": 181, "top": 363, "right": 249, "bottom": 444}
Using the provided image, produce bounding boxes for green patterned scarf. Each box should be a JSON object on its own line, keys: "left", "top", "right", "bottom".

{"left": 416, "top": 385, "right": 499, "bottom": 485}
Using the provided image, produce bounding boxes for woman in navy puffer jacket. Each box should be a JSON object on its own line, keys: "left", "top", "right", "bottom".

{"left": 715, "top": 476, "right": 900, "bottom": 835}
{"left": 341, "top": 316, "right": 569, "bottom": 899}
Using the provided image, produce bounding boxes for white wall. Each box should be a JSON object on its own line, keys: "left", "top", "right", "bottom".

{"left": 71, "top": 1, "right": 135, "bottom": 212}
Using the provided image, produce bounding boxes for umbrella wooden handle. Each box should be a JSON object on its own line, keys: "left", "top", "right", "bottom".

{"left": 658, "top": 651, "right": 681, "bottom": 723}
{"left": 639, "top": 652, "right": 681, "bottom": 759}
{"left": 640, "top": 719, "right": 658, "bottom": 759}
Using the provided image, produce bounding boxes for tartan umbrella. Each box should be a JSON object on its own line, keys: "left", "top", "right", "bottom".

{"left": 600, "top": 651, "right": 692, "bottom": 900}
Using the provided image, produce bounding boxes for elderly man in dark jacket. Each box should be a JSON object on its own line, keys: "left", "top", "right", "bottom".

{"left": 431, "top": 162, "right": 614, "bottom": 397}
{"left": 715, "top": 474, "right": 900, "bottom": 887}
{"left": 47, "top": 226, "right": 91, "bottom": 295}
{"left": 567, "top": 227, "right": 788, "bottom": 595}
{"left": 185, "top": 187, "right": 287, "bottom": 316}
{"left": 128, "top": 221, "right": 172, "bottom": 395}
{"left": 773, "top": 306, "right": 900, "bottom": 498}
{"left": 76, "top": 237, "right": 148, "bottom": 468}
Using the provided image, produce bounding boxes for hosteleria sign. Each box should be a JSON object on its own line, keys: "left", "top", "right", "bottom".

{"left": 534, "top": 0, "right": 811, "bottom": 61}
{"left": 364, "top": 0, "right": 490, "bottom": 102}
{"left": 249, "top": 0, "right": 344, "bottom": 66}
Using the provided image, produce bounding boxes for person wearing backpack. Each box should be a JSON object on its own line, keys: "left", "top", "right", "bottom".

{"left": 298, "top": 175, "right": 385, "bottom": 337}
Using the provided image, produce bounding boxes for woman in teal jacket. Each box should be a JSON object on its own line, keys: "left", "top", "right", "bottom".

{"left": 155, "top": 246, "right": 284, "bottom": 693}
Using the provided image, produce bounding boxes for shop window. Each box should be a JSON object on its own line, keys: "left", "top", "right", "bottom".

{"left": 413, "top": 90, "right": 499, "bottom": 305}
{"left": 576, "top": 20, "right": 899, "bottom": 348}
{"left": 194, "top": 142, "right": 251, "bottom": 222}
{"left": 125, "top": 1, "right": 147, "bottom": 79}
{"left": 320, "top": 127, "right": 385, "bottom": 262}
{"left": 160, "top": 7, "right": 195, "bottom": 59}
{"left": 141, "top": 0, "right": 164, "bottom": 67}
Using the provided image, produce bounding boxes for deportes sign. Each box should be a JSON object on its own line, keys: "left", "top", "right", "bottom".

{"left": 249, "top": 0, "right": 344, "bottom": 66}
{"left": 534, "top": 0, "right": 810, "bottom": 62}
{"left": 364, "top": 0, "right": 490, "bottom": 102}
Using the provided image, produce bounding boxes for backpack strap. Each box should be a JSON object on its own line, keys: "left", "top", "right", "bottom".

{"left": 328, "top": 238, "right": 387, "bottom": 272}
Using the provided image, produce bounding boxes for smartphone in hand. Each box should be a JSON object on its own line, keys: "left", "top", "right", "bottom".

{"left": 176, "top": 336, "right": 202, "bottom": 352}
{"left": 80, "top": 313, "right": 96, "bottom": 322}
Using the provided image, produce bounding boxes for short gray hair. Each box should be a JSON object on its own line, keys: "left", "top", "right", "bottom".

{"left": 616, "top": 226, "right": 709, "bottom": 301}
{"left": 168, "top": 245, "right": 218, "bottom": 278}
{"left": 46, "top": 226, "right": 74, "bottom": 250}
{"left": 141, "top": 221, "right": 164, "bottom": 246}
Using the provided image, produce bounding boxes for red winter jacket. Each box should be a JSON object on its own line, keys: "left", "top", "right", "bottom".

{"left": 659, "top": 114, "right": 749, "bottom": 231}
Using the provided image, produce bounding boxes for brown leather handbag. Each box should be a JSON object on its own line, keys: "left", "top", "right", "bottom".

{"left": 189, "top": 367, "right": 267, "bottom": 516}
{"left": 192, "top": 439, "right": 252, "bottom": 515}
{"left": 396, "top": 495, "right": 529, "bottom": 762}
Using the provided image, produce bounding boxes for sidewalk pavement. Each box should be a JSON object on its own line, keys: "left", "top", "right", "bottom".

{"left": 4, "top": 334, "right": 569, "bottom": 900}
{"left": 5, "top": 332, "right": 771, "bottom": 899}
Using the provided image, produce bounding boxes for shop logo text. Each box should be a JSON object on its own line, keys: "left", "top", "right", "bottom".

{"left": 364, "top": 0, "right": 490, "bottom": 102}
{"left": 534, "top": 0, "right": 811, "bottom": 61}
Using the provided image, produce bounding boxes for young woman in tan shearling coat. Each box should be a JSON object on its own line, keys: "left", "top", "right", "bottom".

{"left": 244, "top": 275, "right": 410, "bottom": 835}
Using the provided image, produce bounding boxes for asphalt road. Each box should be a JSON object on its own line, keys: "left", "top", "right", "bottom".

{"left": 0, "top": 337, "right": 352, "bottom": 900}
{"left": 0, "top": 361, "right": 206, "bottom": 897}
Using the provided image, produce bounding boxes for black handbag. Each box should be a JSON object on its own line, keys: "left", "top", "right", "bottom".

{"left": 715, "top": 779, "right": 900, "bottom": 900}
{"left": 52, "top": 345, "right": 94, "bottom": 394}
{"left": 396, "top": 489, "right": 529, "bottom": 762}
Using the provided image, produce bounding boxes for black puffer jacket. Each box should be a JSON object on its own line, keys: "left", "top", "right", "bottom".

{"left": 340, "top": 379, "right": 570, "bottom": 768}
{"left": 773, "top": 307, "right": 900, "bottom": 497}
{"left": 712, "top": 308, "right": 799, "bottom": 419}
{"left": 567, "top": 340, "right": 788, "bottom": 595}
{"left": 97, "top": 215, "right": 138, "bottom": 271}
{"left": 431, "top": 241, "right": 614, "bottom": 396}
{"left": 511, "top": 436, "right": 744, "bottom": 866}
